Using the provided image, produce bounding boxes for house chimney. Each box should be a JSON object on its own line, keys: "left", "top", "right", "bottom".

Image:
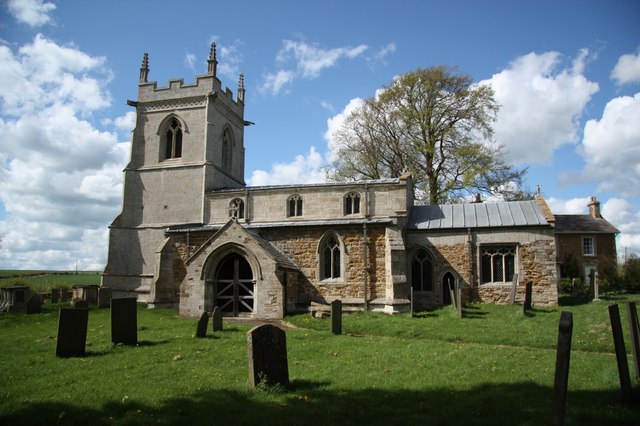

{"left": 587, "top": 196, "right": 602, "bottom": 218}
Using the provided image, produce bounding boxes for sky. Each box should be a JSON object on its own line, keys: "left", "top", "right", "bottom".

{"left": 0, "top": 0, "right": 639, "bottom": 271}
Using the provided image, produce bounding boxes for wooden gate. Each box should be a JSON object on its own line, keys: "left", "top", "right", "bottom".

{"left": 214, "top": 253, "right": 254, "bottom": 316}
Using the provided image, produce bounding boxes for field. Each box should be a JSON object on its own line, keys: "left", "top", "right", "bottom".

{"left": 1, "top": 294, "right": 639, "bottom": 425}
{"left": 0, "top": 270, "right": 101, "bottom": 293}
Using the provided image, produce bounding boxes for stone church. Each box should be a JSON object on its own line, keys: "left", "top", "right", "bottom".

{"left": 102, "top": 44, "right": 559, "bottom": 319}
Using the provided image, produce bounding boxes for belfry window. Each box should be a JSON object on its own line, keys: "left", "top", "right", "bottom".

{"left": 229, "top": 198, "right": 245, "bottom": 220}
{"left": 344, "top": 192, "right": 361, "bottom": 215}
{"left": 288, "top": 195, "right": 303, "bottom": 217}
{"left": 321, "top": 234, "right": 341, "bottom": 280}
{"left": 222, "top": 128, "right": 233, "bottom": 171}
{"left": 164, "top": 119, "right": 183, "bottom": 159}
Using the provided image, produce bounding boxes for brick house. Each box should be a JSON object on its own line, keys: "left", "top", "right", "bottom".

{"left": 102, "top": 45, "right": 559, "bottom": 318}
{"left": 555, "top": 197, "right": 619, "bottom": 285}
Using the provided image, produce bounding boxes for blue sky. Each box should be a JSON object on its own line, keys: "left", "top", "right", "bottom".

{"left": 0, "top": 0, "right": 639, "bottom": 270}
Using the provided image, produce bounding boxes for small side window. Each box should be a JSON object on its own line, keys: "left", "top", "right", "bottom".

{"left": 344, "top": 192, "right": 360, "bottom": 215}
{"left": 229, "top": 198, "right": 244, "bottom": 220}
{"left": 288, "top": 195, "right": 303, "bottom": 217}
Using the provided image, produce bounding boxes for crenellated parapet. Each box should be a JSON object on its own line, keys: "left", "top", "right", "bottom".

{"left": 135, "top": 43, "right": 244, "bottom": 116}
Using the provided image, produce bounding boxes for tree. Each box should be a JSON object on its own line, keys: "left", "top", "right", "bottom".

{"left": 329, "top": 66, "right": 529, "bottom": 204}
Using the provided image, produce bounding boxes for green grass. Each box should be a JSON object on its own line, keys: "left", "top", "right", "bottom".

{"left": 0, "top": 270, "right": 101, "bottom": 293}
{"left": 1, "top": 295, "right": 639, "bottom": 425}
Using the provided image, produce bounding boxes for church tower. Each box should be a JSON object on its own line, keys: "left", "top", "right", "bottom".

{"left": 102, "top": 44, "right": 247, "bottom": 301}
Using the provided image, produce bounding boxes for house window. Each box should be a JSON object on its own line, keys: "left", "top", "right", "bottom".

{"left": 583, "top": 237, "right": 595, "bottom": 256}
{"left": 344, "top": 192, "right": 360, "bottom": 215}
{"left": 164, "top": 118, "right": 183, "bottom": 159}
{"left": 229, "top": 198, "right": 244, "bottom": 220}
{"left": 411, "top": 248, "right": 433, "bottom": 291}
{"left": 288, "top": 195, "right": 303, "bottom": 217}
{"left": 481, "top": 246, "right": 516, "bottom": 284}
{"left": 321, "top": 234, "right": 341, "bottom": 280}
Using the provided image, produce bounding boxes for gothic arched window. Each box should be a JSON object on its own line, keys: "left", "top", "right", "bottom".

{"left": 321, "top": 234, "right": 342, "bottom": 280}
{"left": 164, "top": 118, "right": 183, "bottom": 159}
{"left": 222, "top": 128, "right": 233, "bottom": 171}
{"left": 229, "top": 198, "right": 245, "bottom": 220}
{"left": 288, "top": 194, "right": 303, "bottom": 217}
{"left": 411, "top": 248, "right": 433, "bottom": 292}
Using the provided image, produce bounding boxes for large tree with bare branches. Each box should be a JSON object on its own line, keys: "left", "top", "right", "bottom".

{"left": 328, "top": 66, "right": 529, "bottom": 204}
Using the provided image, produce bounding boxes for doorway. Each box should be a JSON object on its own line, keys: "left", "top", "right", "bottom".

{"left": 214, "top": 253, "right": 254, "bottom": 316}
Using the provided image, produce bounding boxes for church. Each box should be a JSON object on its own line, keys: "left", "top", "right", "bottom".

{"left": 102, "top": 44, "right": 560, "bottom": 319}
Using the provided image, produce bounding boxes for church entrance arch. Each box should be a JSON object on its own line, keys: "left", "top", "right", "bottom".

{"left": 214, "top": 253, "right": 254, "bottom": 316}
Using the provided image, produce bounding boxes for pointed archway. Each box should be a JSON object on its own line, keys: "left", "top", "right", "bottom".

{"left": 214, "top": 253, "right": 254, "bottom": 316}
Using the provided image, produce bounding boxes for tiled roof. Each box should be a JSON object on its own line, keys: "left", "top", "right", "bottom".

{"left": 408, "top": 200, "right": 549, "bottom": 230}
{"left": 554, "top": 215, "right": 619, "bottom": 234}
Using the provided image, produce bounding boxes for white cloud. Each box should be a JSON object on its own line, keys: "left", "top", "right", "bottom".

{"left": 215, "top": 38, "right": 244, "bottom": 80}
{"left": 184, "top": 52, "right": 197, "bottom": 73}
{"left": 247, "top": 147, "right": 327, "bottom": 186}
{"left": 367, "top": 42, "right": 396, "bottom": 67}
{"left": 261, "top": 40, "right": 368, "bottom": 95}
{"left": 580, "top": 93, "right": 640, "bottom": 196}
{"left": 611, "top": 50, "right": 640, "bottom": 85}
{"left": 479, "top": 50, "right": 599, "bottom": 164}
{"left": 7, "top": 0, "right": 56, "bottom": 27}
{"left": 546, "top": 196, "right": 592, "bottom": 214}
{"left": 324, "top": 97, "right": 364, "bottom": 162}
{"left": 0, "top": 35, "right": 128, "bottom": 270}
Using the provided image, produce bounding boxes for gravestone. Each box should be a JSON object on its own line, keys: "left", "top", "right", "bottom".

{"left": 97, "top": 287, "right": 112, "bottom": 308}
{"left": 111, "top": 298, "right": 138, "bottom": 345}
{"left": 523, "top": 282, "right": 533, "bottom": 314}
{"left": 60, "top": 289, "right": 71, "bottom": 302}
{"left": 51, "top": 288, "right": 60, "bottom": 303}
{"left": 608, "top": 304, "right": 633, "bottom": 405}
{"left": 331, "top": 299, "right": 342, "bottom": 335}
{"left": 509, "top": 273, "right": 519, "bottom": 304}
{"left": 56, "top": 308, "right": 88, "bottom": 357}
{"left": 26, "top": 295, "right": 42, "bottom": 314}
{"left": 196, "top": 311, "right": 209, "bottom": 338}
{"left": 455, "top": 282, "right": 462, "bottom": 318}
{"left": 211, "top": 306, "right": 223, "bottom": 332}
{"left": 627, "top": 302, "right": 640, "bottom": 381}
{"left": 74, "top": 300, "right": 89, "bottom": 309}
{"left": 247, "top": 324, "right": 289, "bottom": 388}
{"left": 593, "top": 272, "right": 600, "bottom": 301}
{"left": 551, "top": 311, "right": 573, "bottom": 426}
{"left": 448, "top": 281, "right": 456, "bottom": 310}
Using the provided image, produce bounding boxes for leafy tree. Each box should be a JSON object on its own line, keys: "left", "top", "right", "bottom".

{"left": 329, "top": 66, "right": 529, "bottom": 204}
{"left": 622, "top": 253, "right": 640, "bottom": 293}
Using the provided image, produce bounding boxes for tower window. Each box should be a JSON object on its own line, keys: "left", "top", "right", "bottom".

{"left": 288, "top": 195, "right": 303, "bottom": 217}
{"left": 164, "top": 119, "right": 183, "bottom": 159}
{"left": 222, "top": 128, "right": 233, "bottom": 171}
{"left": 344, "top": 192, "right": 360, "bottom": 215}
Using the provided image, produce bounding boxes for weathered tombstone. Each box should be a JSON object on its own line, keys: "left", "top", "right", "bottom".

{"left": 523, "top": 282, "right": 533, "bottom": 314}
{"left": 627, "top": 301, "right": 640, "bottom": 381}
{"left": 608, "top": 304, "right": 633, "bottom": 405}
{"left": 211, "top": 306, "right": 223, "bottom": 332}
{"left": 247, "top": 324, "right": 289, "bottom": 388}
{"left": 60, "top": 289, "right": 71, "bottom": 302}
{"left": 570, "top": 278, "right": 578, "bottom": 297}
{"left": 51, "top": 288, "right": 60, "bottom": 303}
{"left": 448, "top": 281, "right": 456, "bottom": 310}
{"left": 593, "top": 272, "right": 600, "bottom": 301}
{"left": 26, "top": 295, "right": 42, "bottom": 314}
{"left": 455, "top": 282, "right": 462, "bottom": 318}
{"left": 97, "top": 287, "right": 112, "bottom": 308}
{"left": 410, "top": 287, "right": 414, "bottom": 316}
{"left": 551, "top": 311, "right": 573, "bottom": 426}
{"left": 509, "top": 273, "right": 519, "bottom": 304}
{"left": 74, "top": 300, "right": 89, "bottom": 309}
{"left": 56, "top": 308, "right": 88, "bottom": 357}
{"left": 196, "top": 311, "right": 209, "bottom": 338}
{"left": 331, "top": 299, "right": 342, "bottom": 335}
{"left": 111, "top": 298, "right": 138, "bottom": 345}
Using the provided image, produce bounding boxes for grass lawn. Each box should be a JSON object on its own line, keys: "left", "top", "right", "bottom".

{"left": 1, "top": 294, "right": 639, "bottom": 425}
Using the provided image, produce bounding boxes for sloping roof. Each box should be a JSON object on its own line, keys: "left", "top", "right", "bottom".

{"left": 246, "top": 230, "right": 300, "bottom": 271}
{"left": 554, "top": 215, "right": 619, "bottom": 234}
{"left": 408, "top": 200, "right": 549, "bottom": 230}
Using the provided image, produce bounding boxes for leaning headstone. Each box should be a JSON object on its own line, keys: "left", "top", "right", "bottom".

{"left": 608, "top": 304, "right": 633, "bottom": 405}
{"left": 523, "top": 282, "right": 533, "bottom": 314}
{"left": 247, "top": 324, "right": 289, "bottom": 388}
{"left": 455, "top": 283, "right": 463, "bottom": 318}
{"left": 627, "top": 301, "right": 640, "bottom": 381}
{"left": 211, "top": 306, "right": 223, "bottom": 332}
{"left": 56, "top": 308, "right": 88, "bottom": 357}
{"left": 331, "top": 300, "right": 342, "bottom": 335}
{"left": 448, "top": 281, "right": 456, "bottom": 310}
{"left": 593, "top": 272, "right": 600, "bottom": 301}
{"left": 26, "top": 295, "right": 42, "bottom": 314}
{"left": 51, "top": 288, "right": 60, "bottom": 303}
{"left": 74, "top": 300, "right": 89, "bottom": 309}
{"left": 509, "top": 273, "right": 519, "bottom": 304}
{"left": 111, "top": 298, "right": 138, "bottom": 345}
{"left": 551, "top": 311, "right": 573, "bottom": 426}
{"left": 196, "top": 311, "right": 209, "bottom": 338}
